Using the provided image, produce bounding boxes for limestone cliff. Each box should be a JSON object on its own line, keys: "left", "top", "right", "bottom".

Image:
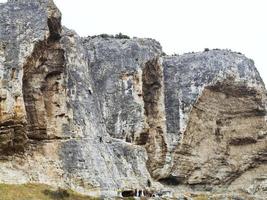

{"left": 0, "top": 0, "right": 266, "bottom": 199}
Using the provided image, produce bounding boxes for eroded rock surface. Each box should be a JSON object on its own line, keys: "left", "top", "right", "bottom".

{"left": 163, "top": 52, "right": 267, "bottom": 195}
{"left": 0, "top": 0, "right": 266, "bottom": 199}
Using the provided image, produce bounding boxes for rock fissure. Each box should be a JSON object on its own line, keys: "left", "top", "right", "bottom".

{"left": 141, "top": 58, "right": 169, "bottom": 179}
{"left": 0, "top": 1, "right": 266, "bottom": 199}
{"left": 22, "top": 14, "right": 69, "bottom": 142}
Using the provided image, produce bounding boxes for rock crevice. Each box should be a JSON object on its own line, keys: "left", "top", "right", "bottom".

{"left": 0, "top": 0, "right": 266, "bottom": 199}
{"left": 141, "top": 58, "right": 169, "bottom": 179}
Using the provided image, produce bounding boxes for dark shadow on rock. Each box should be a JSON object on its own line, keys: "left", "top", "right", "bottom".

{"left": 43, "top": 188, "right": 70, "bottom": 199}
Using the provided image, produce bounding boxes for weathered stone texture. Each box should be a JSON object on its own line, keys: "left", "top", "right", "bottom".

{"left": 0, "top": 0, "right": 266, "bottom": 199}
{"left": 162, "top": 52, "right": 266, "bottom": 195}
{"left": 0, "top": 0, "right": 53, "bottom": 155}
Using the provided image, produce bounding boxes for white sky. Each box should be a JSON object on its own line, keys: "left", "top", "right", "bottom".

{"left": 1, "top": 0, "right": 267, "bottom": 85}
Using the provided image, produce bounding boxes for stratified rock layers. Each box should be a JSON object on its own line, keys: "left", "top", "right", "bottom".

{"left": 0, "top": 0, "right": 266, "bottom": 198}
{"left": 163, "top": 54, "right": 267, "bottom": 194}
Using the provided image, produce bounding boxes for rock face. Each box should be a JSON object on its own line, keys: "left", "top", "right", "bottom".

{"left": 163, "top": 53, "right": 267, "bottom": 190}
{"left": 0, "top": 0, "right": 266, "bottom": 198}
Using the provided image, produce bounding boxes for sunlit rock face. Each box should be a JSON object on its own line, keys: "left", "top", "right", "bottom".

{"left": 0, "top": 0, "right": 266, "bottom": 199}
{"left": 163, "top": 52, "right": 267, "bottom": 194}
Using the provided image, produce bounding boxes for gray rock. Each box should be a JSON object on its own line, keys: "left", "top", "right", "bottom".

{"left": 163, "top": 51, "right": 267, "bottom": 190}
{"left": 0, "top": 0, "right": 266, "bottom": 199}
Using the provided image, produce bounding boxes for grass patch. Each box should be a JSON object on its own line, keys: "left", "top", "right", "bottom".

{"left": 193, "top": 194, "right": 209, "bottom": 200}
{"left": 0, "top": 183, "right": 99, "bottom": 200}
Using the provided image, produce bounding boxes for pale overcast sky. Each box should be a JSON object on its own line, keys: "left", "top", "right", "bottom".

{"left": 1, "top": 0, "right": 267, "bottom": 85}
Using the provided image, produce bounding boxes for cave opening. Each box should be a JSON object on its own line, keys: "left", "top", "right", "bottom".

{"left": 121, "top": 190, "right": 135, "bottom": 197}
{"left": 158, "top": 175, "right": 182, "bottom": 185}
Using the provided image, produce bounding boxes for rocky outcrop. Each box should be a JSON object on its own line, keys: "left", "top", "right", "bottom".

{"left": 163, "top": 52, "right": 267, "bottom": 193}
{"left": 0, "top": 0, "right": 266, "bottom": 199}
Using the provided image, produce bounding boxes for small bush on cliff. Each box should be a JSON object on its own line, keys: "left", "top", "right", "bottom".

{"left": 115, "top": 33, "right": 130, "bottom": 39}
{"left": 43, "top": 188, "right": 70, "bottom": 198}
